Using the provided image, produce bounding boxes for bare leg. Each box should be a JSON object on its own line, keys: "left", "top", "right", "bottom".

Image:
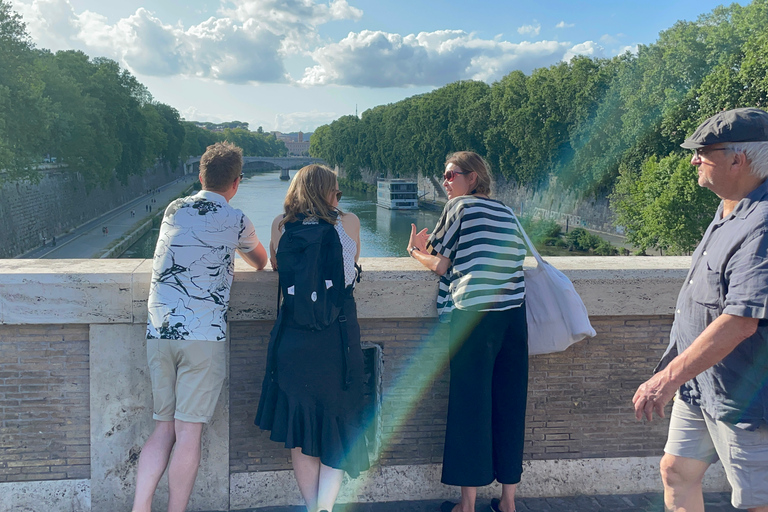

{"left": 452, "top": 486, "right": 476, "bottom": 512}
{"left": 749, "top": 507, "right": 768, "bottom": 512}
{"left": 660, "top": 453, "right": 710, "bottom": 512}
{"left": 132, "top": 420, "right": 176, "bottom": 512}
{"left": 291, "top": 448, "right": 321, "bottom": 511}
{"left": 498, "top": 483, "right": 517, "bottom": 511}
{"left": 166, "top": 420, "right": 204, "bottom": 512}
{"left": 316, "top": 464, "right": 345, "bottom": 511}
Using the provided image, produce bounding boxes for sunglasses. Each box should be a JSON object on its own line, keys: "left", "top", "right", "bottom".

{"left": 692, "top": 147, "right": 730, "bottom": 159}
{"left": 238, "top": 173, "right": 244, "bottom": 180}
{"left": 335, "top": 190, "right": 343, "bottom": 201}
{"left": 443, "top": 169, "right": 469, "bottom": 182}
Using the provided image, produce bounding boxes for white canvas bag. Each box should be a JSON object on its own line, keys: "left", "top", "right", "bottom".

{"left": 515, "top": 219, "right": 596, "bottom": 355}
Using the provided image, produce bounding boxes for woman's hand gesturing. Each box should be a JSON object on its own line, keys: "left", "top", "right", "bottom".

{"left": 408, "top": 224, "right": 429, "bottom": 254}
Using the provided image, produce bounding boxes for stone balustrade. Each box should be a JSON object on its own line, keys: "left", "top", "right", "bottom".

{"left": 0, "top": 257, "right": 729, "bottom": 511}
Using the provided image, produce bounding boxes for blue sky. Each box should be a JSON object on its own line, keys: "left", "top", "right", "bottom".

{"left": 10, "top": 0, "right": 744, "bottom": 132}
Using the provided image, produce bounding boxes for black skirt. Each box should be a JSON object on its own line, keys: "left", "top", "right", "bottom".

{"left": 255, "top": 296, "right": 370, "bottom": 478}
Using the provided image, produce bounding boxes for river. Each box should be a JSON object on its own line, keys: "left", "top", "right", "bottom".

{"left": 121, "top": 169, "right": 443, "bottom": 259}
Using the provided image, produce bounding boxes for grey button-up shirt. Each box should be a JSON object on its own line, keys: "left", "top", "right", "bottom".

{"left": 657, "top": 179, "right": 768, "bottom": 429}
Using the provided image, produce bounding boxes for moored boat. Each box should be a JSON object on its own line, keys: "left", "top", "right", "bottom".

{"left": 376, "top": 179, "right": 419, "bottom": 209}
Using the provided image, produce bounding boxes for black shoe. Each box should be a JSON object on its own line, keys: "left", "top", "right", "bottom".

{"left": 440, "top": 501, "right": 457, "bottom": 512}
{"left": 489, "top": 498, "right": 515, "bottom": 512}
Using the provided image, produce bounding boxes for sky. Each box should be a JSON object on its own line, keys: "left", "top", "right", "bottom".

{"left": 10, "top": 0, "right": 745, "bottom": 133}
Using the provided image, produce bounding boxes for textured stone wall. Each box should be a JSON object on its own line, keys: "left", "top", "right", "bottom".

{"left": 416, "top": 173, "right": 617, "bottom": 234}
{"left": 0, "top": 324, "right": 90, "bottom": 482}
{"left": 228, "top": 315, "right": 672, "bottom": 473}
{"left": 0, "top": 163, "right": 184, "bottom": 258}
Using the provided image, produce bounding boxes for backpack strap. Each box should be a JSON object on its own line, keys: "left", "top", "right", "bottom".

{"left": 338, "top": 303, "right": 351, "bottom": 390}
{"left": 268, "top": 276, "right": 285, "bottom": 385}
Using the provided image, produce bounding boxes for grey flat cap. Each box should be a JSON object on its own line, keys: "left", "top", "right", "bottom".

{"left": 681, "top": 107, "right": 768, "bottom": 149}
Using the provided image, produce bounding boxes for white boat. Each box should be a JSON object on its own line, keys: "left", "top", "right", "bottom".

{"left": 377, "top": 179, "right": 419, "bottom": 209}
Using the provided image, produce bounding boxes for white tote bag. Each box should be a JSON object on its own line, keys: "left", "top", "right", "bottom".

{"left": 515, "top": 220, "right": 596, "bottom": 355}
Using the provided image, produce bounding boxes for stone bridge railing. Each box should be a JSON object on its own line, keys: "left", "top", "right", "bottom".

{"left": 0, "top": 257, "right": 729, "bottom": 511}
{"left": 185, "top": 156, "right": 324, "bottom": 172}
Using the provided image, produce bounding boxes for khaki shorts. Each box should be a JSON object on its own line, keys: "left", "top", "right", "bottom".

{"left": 665, "top": 398, "right": 768, "bottom": 509}
{"left": 146, "top": 339, "right": 226, "bottom": 423}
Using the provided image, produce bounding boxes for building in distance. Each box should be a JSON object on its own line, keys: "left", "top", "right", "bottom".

{"left": 272, "top": 131, "right": 312, "bottom": 156}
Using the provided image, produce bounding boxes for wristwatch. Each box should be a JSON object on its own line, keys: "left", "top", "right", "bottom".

{"left": 408, "top": 246, "right": 420, "bottom": 256}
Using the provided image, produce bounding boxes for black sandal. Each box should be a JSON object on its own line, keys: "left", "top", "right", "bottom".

{"left": 489, "top": 498, "right": 515, "bottom": 512}
{"left": 440, "top": 501, "right": 457, "bottom": 512}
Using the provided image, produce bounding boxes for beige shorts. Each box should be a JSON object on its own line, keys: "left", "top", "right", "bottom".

{"left": 146, "top": 339, "right": 226, "bottom": 423}
{"left": 665, "top": 398, "right": 768, "bottom": 509}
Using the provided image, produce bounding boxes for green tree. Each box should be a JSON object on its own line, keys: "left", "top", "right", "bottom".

{"left": 612, "top": 154, "right": 719, "bottom": 253}
{"left": 0, "top": 0, "right": 49, "bottom": 182}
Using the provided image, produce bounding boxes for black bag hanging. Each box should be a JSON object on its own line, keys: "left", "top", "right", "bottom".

{"left": 275, "top": 215, "right": 347, "bottom": 331}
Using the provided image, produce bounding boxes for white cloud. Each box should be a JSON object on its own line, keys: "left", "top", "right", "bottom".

{"left": 563, "top": 41, "right": 604, "bottom": 61}
{"left": 517, "top": 23, "right": 541, "bottom": 36}
{"left": 616, "top": 44, "right": 639, "bottom": 56}
{"left": 300, "top": 30, "right": 573, "bottom": 87}
{"left": 181, "top": 106, "right": 233, "bottom": 124}
{"left": 10, "top": 0, "right": 81, "bottom": 50}
{"left": 274, "top": 110, "right": 341, "bottom": 132}
{"left": 556, "top": 21, "right": 574, "bottom": 29}
{"left": 219, "top": 0, "right": 362, "bottom": 52}
{"left": 600, "top": 34, "right": 620, "bottom": 45}
{"left": 9, "top": 0, "right": 361, "bottom": 83}
{"left": 10, "top": 0, "right": 610, "bottom": 89}
{"left": 222, "top": 0, "right": 362, "bottom": 25}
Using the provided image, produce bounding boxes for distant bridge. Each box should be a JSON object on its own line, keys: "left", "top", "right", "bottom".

{"left": 185, "top": 156, "right": 325, "bottom": 172}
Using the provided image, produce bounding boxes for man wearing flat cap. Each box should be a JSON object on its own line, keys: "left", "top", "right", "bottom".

{"left": 633, "top": 107, "right": 768, "bottom": 512}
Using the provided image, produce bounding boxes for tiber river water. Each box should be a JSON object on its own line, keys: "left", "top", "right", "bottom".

{"left": 121, "top": 169, "right": 444, "bottom": 259}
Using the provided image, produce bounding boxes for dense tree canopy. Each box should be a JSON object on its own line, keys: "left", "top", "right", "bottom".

{"left": 0, "top": 1, "right": 285, "bottom": 190}
{"left": 310, "top": 0, "right": 768, "bottom": 252}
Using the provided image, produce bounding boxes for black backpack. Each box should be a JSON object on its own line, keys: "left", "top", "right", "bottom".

{"left": 276, "top": 215, "right": 347, "bottom": 331}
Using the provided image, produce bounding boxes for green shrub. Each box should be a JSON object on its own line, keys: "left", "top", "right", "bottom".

{"left": 566, "top": 227, "right": 618, "bottom": 255}
{"left": 594, "top": 240, "right": 619, "bottom": 255}
{"left": 520, "top": 217, "right": 562, "bottom": 245}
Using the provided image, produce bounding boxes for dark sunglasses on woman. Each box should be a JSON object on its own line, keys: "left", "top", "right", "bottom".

{"left": 443, "top": 169, "right": 469, "bottom": 182}
{"left": 335, "top": 190, "right": 343, "bottom": 201}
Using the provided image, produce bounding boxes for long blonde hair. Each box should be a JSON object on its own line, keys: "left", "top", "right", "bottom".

{"left": 280, "top": 164, "right": 341, "bottom": 228}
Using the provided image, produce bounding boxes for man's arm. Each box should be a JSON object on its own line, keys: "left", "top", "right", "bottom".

{"left": 237, "top": 242, "right": 268, "bottom": 270}
{"left": 633, "top": 313, "right": 759, "bottom": 421}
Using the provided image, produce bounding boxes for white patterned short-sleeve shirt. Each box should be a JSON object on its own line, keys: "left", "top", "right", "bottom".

{"left": 146, "top": 190, "right": 260, "bottom": 342}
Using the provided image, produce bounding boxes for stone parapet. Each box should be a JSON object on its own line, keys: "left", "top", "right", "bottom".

{"left": 1, "top": 257, "right": 729, "bottom": 512}
{"left": 0, "top": 256, "right": 692, "bottom": 325}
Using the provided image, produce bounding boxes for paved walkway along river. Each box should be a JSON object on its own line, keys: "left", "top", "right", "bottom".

{"left": 244, "top": 492, "right": 737, "bottom": 511}
{"left": 17, "top": 174, "right": 197, "bottom": 259}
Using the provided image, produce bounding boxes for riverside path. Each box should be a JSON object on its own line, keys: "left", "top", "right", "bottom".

{"left": 17, "top": 174, "right": 197, "bottom": 259}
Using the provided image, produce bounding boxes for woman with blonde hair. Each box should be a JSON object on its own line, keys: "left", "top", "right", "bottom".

{"left": 256, "top": 164, "right": 369, "bottom": 512}
{"left": 408, "top": 152, "right": 528, "bottom": 512}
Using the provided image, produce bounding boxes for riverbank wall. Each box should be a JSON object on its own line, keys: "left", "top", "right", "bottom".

{"left": 334, "top": 165, "right": 616, "bottom": 234}
{"left": 0, "top": 162, "right": 186, "bottom": 259}
{"left": 416, "top": 173, "right": 617, "bottom": 233}
{"left": 0, "top": 257, "right": 730, "bottom": 511}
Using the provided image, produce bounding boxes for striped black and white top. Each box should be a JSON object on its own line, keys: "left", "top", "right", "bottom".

{"left": 428, "top": 195, "right": 526, "bottom": 318}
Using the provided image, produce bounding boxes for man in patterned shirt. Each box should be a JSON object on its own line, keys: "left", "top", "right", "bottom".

{"left": 133, "top": 142, "right": 268, "bottom": 512}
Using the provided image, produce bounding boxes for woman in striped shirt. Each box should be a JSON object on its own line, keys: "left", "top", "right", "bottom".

{"left": 408, "top": 151, "right": 528, "bottom": 512}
